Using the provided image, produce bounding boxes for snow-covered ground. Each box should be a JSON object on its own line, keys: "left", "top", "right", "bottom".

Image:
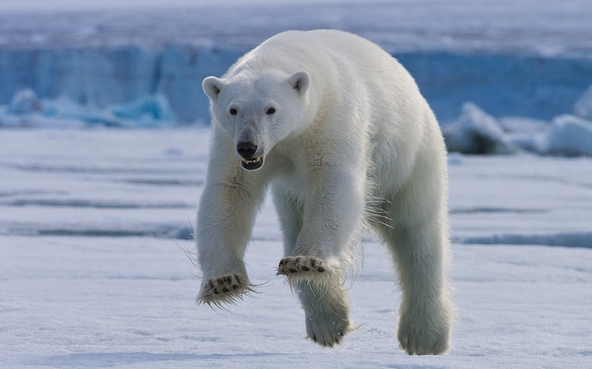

{"left": 1, "top": 128, "right": 592, "bottom": 368}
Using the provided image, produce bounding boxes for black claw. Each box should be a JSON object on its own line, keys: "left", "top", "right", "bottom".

{"left": 234, "top": 274, "right": 241, "bottom": 283}
{"left": 288, "top": 268, "right": 298, "bottom": 273}
{"left": 279, "top": 259, "right": 286, "bottom": 266}
{"left": 213, "top": 288, "right": 219, "bottom": 294}
{"left": 216, "top": 277, "right": 223, "bottom": 284}
{"left": 301, "top": 266, "right": 310, "bottom": 271}
{"left": 208, "top": 280, "right": 215, "bottom": 288}
{"left": 222, "top": 287, "right": 229, "bottom": 293}
{"left": 232, "top": 284, "right": 239, "bottom": 290}
{"left": 317, "top": 266, "right": 325, "bottom": 273}
{"left": 310, "top": 258, "right": 316, "bottom": 267}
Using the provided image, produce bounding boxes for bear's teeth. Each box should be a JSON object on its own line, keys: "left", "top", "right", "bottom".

{"left": 241, "top": 157, "right": 261, "bottom": 164}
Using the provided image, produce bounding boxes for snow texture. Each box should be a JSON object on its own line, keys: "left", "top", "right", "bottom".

{"left": 1, "top": 129, "right": 592, "bottom": 369}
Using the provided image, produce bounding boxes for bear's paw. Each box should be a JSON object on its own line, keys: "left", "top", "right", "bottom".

{"left": 305, "top": 307, "right": 351, "bottom": 348}
{"left": 197, "top": 273, "right": 252, "bottom": 308}
{"left": 397, "top": 311, "right": 451, "bottom": 355}
{"left": 276, "top": 256, "right": 328, "bottom": 278}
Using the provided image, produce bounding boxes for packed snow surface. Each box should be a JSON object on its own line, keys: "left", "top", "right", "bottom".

{"left": 1, "top": 129, "right": 592, "bottom": 368}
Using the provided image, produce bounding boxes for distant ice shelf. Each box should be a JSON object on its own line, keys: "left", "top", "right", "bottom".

{"left": 1, "top": 0, "right": 592, "bottom": 125}
{"left": 1, "top": 47, "right": 591, "bottom": 125}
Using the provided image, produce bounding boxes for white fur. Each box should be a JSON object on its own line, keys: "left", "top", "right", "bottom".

{"left": 197, "top": 30, "right": 454, "bottom": 354}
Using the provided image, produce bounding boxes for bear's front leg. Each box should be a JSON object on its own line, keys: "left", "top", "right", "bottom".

{"left": 277, "top": 149, "right": 366, "bottom": 270}
{"left": 196, "top": 149, "right": 267, "bottom": 307}
{"left": 275, "top": 158, "right": 366, "bottom": 346}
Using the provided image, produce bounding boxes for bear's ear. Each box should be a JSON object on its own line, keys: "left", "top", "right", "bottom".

{"left": 288, "top": 71, "right": 310, "bottom": 95}
{"left": 202, "top": 76, "right": 225, "bottom": 101}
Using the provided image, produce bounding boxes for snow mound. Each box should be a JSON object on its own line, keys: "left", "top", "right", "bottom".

{"left": 8, "top": 89, "right": 42, "bottom": 115}
{"left": 443, "top": 92, "right": 592, "bottom": 157}
{"left": 442, "top": 102, "right": 514, "bottom": 154}
{"left": 541, "top": 114, "right": 592, "bottom": 157}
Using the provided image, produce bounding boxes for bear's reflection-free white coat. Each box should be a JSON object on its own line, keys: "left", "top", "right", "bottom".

{"left": 197, "top": 29, "right": 454, "bottom": 355}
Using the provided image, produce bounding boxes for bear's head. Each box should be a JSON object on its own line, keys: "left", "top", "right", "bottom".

{"left": 202, "top": 70, "right": 311, "bottom": 171}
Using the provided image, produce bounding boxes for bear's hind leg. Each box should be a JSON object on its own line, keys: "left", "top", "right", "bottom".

{"left": 375, "top": 175, "right": 454, "bottom": 354}
{"left": 385, "top": 220, "right": 453, "bottom": 355}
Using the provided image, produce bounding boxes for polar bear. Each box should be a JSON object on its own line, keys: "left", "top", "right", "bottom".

{"left": 196, "top": 29, "right": 453, "bottom": 355}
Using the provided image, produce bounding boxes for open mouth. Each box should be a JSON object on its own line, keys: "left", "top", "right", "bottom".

{"left": 240, "top": 156, "right": 264, "bottom": 171}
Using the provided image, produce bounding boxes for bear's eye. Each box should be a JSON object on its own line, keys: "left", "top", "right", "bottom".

{"left": 266, "top": 107, "right": 276, "bottom": 115}
{"left": 229, "top": 108, "right": 238, "bottom": 116}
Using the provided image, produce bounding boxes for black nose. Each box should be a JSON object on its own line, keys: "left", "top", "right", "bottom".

{"left": 236, "top": 141, "right": 258, "bottom": 159}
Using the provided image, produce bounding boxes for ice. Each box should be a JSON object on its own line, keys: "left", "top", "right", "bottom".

{"left": 1, "top": 129, "right": 592, "bottom": 368}
{"left": 574, "top": 84, "right": 592, "bottom": 120}
{"left": 0, "top": 47, "right": 241, "bottom": 123}
{"left": 1, "top": 50, "right": 590, "bottom": 128}
{"left": 7, "top": 88, "right": 42, "bottom": 114}
{"left": 0, "top": 90, "right": 178, "bottom": 128}
{"left": 0, "top": 0, "right": 591, "bottom": 125}
{"left": 442, "top": 91, "right": 592, "bottom": 157}
{"left": 0, "top": 45, "right": 590, "bottom": 125}
{"left": 442, "top": 102, "right": 513, "bottom": 155}
{"left": 111, "top": 94, "right": 176, "bottom": 125}
{"left": 459, "top": 232, "right": 592, "bottom": 248}
{"left": 542, "top": 114, "right": 592, "bottom": 157}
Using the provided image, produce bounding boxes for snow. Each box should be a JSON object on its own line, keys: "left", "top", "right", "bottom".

{"left": 1, "top": 129, "right": 592, "bottom": 369}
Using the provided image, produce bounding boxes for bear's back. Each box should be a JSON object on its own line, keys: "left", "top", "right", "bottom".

{"left": 259, "top": 30, "right": 397, "bottom": 73}
{"left": 227, "top": 30, "right": 408, "bottom": 87}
